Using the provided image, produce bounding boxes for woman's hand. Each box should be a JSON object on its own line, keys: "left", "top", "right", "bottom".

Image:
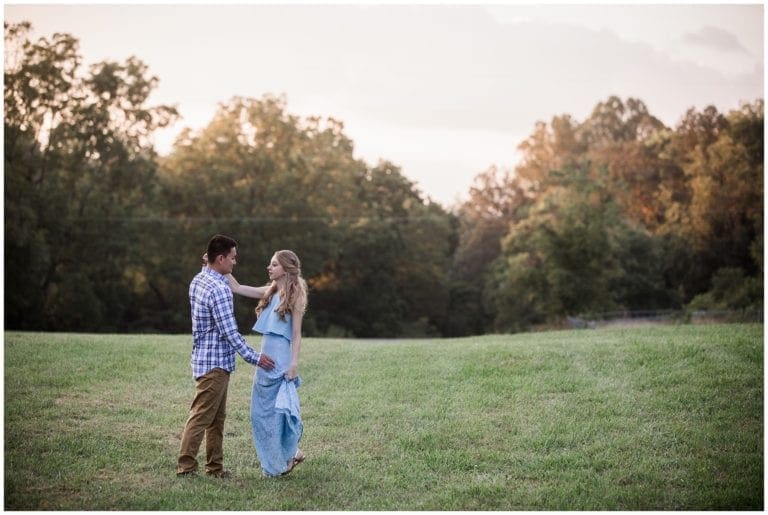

{"left": 226, "top": 273, "right": 241, "bottom": 292}
{"left": 285, "top": 362, "right": 298, "bottom": 381}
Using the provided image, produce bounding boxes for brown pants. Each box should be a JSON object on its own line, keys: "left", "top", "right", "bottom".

{"left": 177, "top": 368, "right": 230, "bottom": 475}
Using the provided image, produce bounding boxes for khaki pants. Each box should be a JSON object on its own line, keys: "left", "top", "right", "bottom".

{"left": 177, "top": 368, "right": 230, "bottom": 475}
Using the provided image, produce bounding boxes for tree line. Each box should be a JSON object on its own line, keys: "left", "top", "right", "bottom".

{"left": 5, "top": 23, "right": 763, "bottom": 337}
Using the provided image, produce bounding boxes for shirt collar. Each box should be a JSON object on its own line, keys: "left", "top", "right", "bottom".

{"left": 204, "top": 266, "right": 228, "bottom": 283}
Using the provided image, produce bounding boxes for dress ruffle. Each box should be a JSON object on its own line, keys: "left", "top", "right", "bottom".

{"left": 252, "top": 294, "right": 292, "bottom": 342}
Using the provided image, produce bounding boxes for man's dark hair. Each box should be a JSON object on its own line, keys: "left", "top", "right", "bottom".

{"left": 207, "top": 234, "right": 237, "bottom": 264}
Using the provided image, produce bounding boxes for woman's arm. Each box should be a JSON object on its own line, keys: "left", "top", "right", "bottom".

{"left": 285, "top": 309, "right": 303, "bottom": 380}
{"left": 226, "top": 274, "right": 269, "bottom": 299}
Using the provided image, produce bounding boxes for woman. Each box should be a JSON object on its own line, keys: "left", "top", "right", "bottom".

{"left": 227, "top": 250, "right": 308, "bottom": 477}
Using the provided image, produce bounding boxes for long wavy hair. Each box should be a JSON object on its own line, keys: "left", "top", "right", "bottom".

{"left": 255, "top": 250, "right": 308, "bottom": 321}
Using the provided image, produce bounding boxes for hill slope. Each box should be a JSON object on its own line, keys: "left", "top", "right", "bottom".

{"left": 4, "top": 324, "right": 763, "bottom": 510}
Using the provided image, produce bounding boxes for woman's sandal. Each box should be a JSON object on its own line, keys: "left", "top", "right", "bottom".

{"left": 281, "top": 450, "right": 306, "bottom": 476}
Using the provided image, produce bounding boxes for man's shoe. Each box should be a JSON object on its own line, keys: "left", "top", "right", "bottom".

{"left": 206, "top": 469, "right": 232, "bottom": 479}
{"left": 177, "top": 470, "right": 198, "bottom": 478}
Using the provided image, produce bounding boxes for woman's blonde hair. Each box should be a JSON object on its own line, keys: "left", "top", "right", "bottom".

{"left": 256, "top": 250, "right": 308, "bottom": 320}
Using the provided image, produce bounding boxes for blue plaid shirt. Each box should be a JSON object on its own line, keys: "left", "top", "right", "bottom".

{"left": 188, "top": 267, "right": 261, "bottom": 379}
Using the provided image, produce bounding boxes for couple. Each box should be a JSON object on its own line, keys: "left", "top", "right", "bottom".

{"left": 176, "top": 234, "right": 308, "bottom": 478}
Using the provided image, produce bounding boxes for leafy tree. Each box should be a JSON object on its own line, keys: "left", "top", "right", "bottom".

{"left": 5, "top": 22, "right": 177, "bottom": 331}
{"left": 153, "top": 95, "right": 358, "bottom": 332}
{"left": 156, "top": 95, "right": 455, "bottom": 337}
{"left": 7, "top": 20, "right": 760, "bottom": 338}
{"left": 448, "top": 165, "right": 528, "bottom": 335}
{"left": 463, "top": 95, "right": 761, "bottom": 333}
{"left": 688, "top": 267, "right": 762, "bottom": 313}
{"left": 485, "top": 165, "right": 669, "bottom": 332}
{"left": 515, "top": 114, "right": 583, "bottom": 194}
{"left": 514, "top": 97, "right": 673, "bottom": 230}
{"left": 662, "top": 101, "right": 763, "bottom": 301}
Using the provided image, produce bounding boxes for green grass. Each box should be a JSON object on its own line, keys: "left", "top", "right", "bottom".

{"left": 4, "top": 324, "right": 763, "bottom": 510}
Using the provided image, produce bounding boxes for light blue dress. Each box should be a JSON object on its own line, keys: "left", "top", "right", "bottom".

{"left": 251, "top": 294, "right": 303, "bottom": 477}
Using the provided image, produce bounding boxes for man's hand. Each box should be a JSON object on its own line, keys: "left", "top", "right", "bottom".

{"left": 257, "top": 353, "right": 276, "bottom": 370}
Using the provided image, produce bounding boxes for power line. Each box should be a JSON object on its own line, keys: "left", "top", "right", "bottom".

{"left": 64, "top": 215, "right": 452, "bottom": 223}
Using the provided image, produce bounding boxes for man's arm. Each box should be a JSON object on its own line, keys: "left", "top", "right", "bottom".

{"left": 210, "top": 286, "right": 274, "bottom": 370}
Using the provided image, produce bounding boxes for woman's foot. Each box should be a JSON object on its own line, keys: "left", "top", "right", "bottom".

{"left": 281, "top": 449, "right": 305, "bottom": 476}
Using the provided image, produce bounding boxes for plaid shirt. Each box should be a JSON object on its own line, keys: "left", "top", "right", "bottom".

{"left": 188, "top": 267, "right": 261, "bottom": 379}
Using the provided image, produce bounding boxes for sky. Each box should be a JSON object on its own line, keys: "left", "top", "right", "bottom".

{"left": 4, "top": 3, "right": 764, "bottom": 207}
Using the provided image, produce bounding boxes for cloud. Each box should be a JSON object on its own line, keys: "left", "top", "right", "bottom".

{"left": 280, "top": 6, "right": 760, "bottom": 133}
{"left": 9, "top": 3, "right": 760, "bottom": 205}
{"left": 682, "top": 26, "right": 749, "bottom": 54}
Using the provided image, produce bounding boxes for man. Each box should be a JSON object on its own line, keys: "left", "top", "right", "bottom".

{"left": 177, "top": 234, "right": 275, "bottom": 478}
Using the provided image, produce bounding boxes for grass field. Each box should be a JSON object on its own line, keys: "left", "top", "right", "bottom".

{"left": 4, "top": 324, "right": 763, "bottom": 510}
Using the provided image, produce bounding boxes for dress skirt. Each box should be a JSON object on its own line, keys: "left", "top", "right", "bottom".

{"left": 251, "top": 332, "right": 303, "bottom": 477}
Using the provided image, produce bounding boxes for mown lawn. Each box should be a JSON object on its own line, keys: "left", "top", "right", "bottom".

{"left": 4, "top": 324, "right": 763, "bottom": 510}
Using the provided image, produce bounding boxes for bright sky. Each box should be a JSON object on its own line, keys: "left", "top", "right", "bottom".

{"left": 4, "top": 3, "right": 764, "bottom": 207}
